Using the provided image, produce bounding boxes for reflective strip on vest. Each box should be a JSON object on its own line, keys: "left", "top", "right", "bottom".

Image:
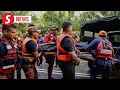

{"left": 97, "top": 38, "right": 113, "bottom": 59}
{"left": 0, "top": 37, "right": 17, "bottom": 73}
{"left": 57, "top": 54, "right": 72, "bottom": 61}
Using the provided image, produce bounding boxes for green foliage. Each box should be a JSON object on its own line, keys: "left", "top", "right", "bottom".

{"left": 100, "top": 11, "right": 120, "bottom": 16}
{"left": 0, "top": 11, "right": 120, "bottom": 38}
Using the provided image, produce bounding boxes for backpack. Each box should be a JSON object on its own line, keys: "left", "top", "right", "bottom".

{"left": 97, "top": 38, "right": 113, "bottom": 59}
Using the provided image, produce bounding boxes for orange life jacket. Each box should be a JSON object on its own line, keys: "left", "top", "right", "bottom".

{"left": 0, "top": 36, "right": 18, "bottom": 74}
{"left": 57, "top": 34, "right": 75, "bottom": 61}
{"left": 97, "top": 38, "right": 114, "bottom": 60}
{"left": 22, "top": 37, "right": 38, "bottom": 62}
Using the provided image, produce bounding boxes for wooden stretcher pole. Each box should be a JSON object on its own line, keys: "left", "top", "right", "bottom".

{"left": 44, "top": 52, "right": 57, "bottom": 56}
{"left": 80, "top": 51, "right": 90, "bottom": 54}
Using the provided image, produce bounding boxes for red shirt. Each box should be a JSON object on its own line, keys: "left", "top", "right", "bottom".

{"left": 43, "top": 33, "right": 56, "bottom": 43}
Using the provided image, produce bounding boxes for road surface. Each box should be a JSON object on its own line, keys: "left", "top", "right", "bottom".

{"left": 14, "top": 58, "right": 120, "bottom": 79}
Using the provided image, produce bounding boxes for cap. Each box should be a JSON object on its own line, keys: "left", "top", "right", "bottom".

{"left": 28, "top": 23, "right": 35, "bottom": 28}
{"left": 51, "top": 25, "right": 59, "bottom": 30}
{"left": 98, "top": 30, "right": 107, "bottom": 37}
{"left": 27, "top": 26, "right": 38, "bottom": 33}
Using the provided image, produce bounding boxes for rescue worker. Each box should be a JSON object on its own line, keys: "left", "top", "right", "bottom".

{"left": 21, "top": 26, "right": 41, "bottom": 79}
{"left": 57, "top": 22, "right": 80, "bottom": 79}
{"left": 0, "top": 24, "right": 18, "bottom": 79}
{"left": 43, "top": 25, "right": 59, "bottom": 79}
{"left": 71, "top": 31, "right": 80, "bottom": 67}
{"left": 72, "top": 31, "right": 80, "bottom": 53}
{"left": 86, "top": 30, "right": 114, "bottom": 79}
{"left": 14, "top": 33, "right": 23, "bottom": 49}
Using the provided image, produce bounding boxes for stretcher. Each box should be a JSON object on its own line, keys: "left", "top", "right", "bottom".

{"left": 44, "top": 52, "right": 57, "bottom": 56}
{"left": 38, "top": 43, "right": 92, "bottom": 58}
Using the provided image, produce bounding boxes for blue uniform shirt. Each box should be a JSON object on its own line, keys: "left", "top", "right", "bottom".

{"left": 86, "top": 38, "right": 100, "bottom": 51}
{"left": 86, "top": 37, "right": 112, "bottom": 51}
{"left": 26, "top": 41, "right": 37, "bottom": 53}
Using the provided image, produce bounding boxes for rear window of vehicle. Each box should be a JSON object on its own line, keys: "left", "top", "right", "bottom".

{"left": 84, "top": 31, "right": 93, "bottom": 37}
{"left": 84, "top": 31, "right": 98, "bottom": 38}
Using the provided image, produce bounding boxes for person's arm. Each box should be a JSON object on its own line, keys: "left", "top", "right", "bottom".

{"left": 86, "top": 39, "right": 99, "bottom": 51}
{"left": 61, "top": 37, "right": 80, "bottom": 65}
{"left": 32, "top": 51, "right": 41, "bottom": 59}
{"left": 0, "top": 42, "right": 7, "bottom": 57}
{"left": 68, "top": 51, "right": 80, "bottom": 65}
{"left": 75, "top": 47, "right": 80, "bottom": 54}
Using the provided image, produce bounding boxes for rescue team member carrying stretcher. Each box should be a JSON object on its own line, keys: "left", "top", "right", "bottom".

{"left": 43, "top": 25, "right": 59, "bottom": 79}
{"left": 0, "top": 24, "right": 18, "bottom": 79}
{"left": 22, "top": 26, "right": 41, "bottom": 79}
{"left": 57, "top": 22, "right": 80, "bottom": 79}
{"left": 87, "top": 30, "right": 114, "bottom": 79}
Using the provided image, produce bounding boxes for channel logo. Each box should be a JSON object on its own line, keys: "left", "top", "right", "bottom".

{"left": 2, "top": 12, "right": 31, "bottom": 26}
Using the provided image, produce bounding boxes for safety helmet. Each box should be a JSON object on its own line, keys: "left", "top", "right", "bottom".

{"left": 51, "top": 25, "right": 59, "bottom": 30}
{"left": 98, "top": 30, "right": 107, "bottom": 37}
{"left": 28, "top": 23, "right": 35, "bottom": 28}
{"left": 27, "top": 26, "right": 38, "bottom": 33}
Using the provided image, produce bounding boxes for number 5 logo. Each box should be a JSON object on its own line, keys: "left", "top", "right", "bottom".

{"left": 2, "top": 12, "right": 14, "bottom": 26}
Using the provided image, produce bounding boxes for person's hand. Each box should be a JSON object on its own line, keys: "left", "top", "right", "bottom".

{"left": 77, "top": 49, "right": 80, "bottom": 54}
{"left": 38, "top": 53, "right": 41, "bottom": 58}
{"left": 75, "top": 60, "right": 80, "bottom": 66}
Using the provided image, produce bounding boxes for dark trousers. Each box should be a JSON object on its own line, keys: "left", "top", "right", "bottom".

{"left": 58, "top": 60, "right": 75, "bottom": 79}
{"left": 17, "top": 64, "right": 21, "bottom": 79}
{"left": 54, "top": 57, "right": 58, "bottom": 66}
{"left": 44, "top": 55, "right": 55, "bottom": 78}
{"left": 40, "top": 56, "right": 43, "bottom": 65}
{"left": 90, "top": 58, "right": 112, "bottom": 79}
